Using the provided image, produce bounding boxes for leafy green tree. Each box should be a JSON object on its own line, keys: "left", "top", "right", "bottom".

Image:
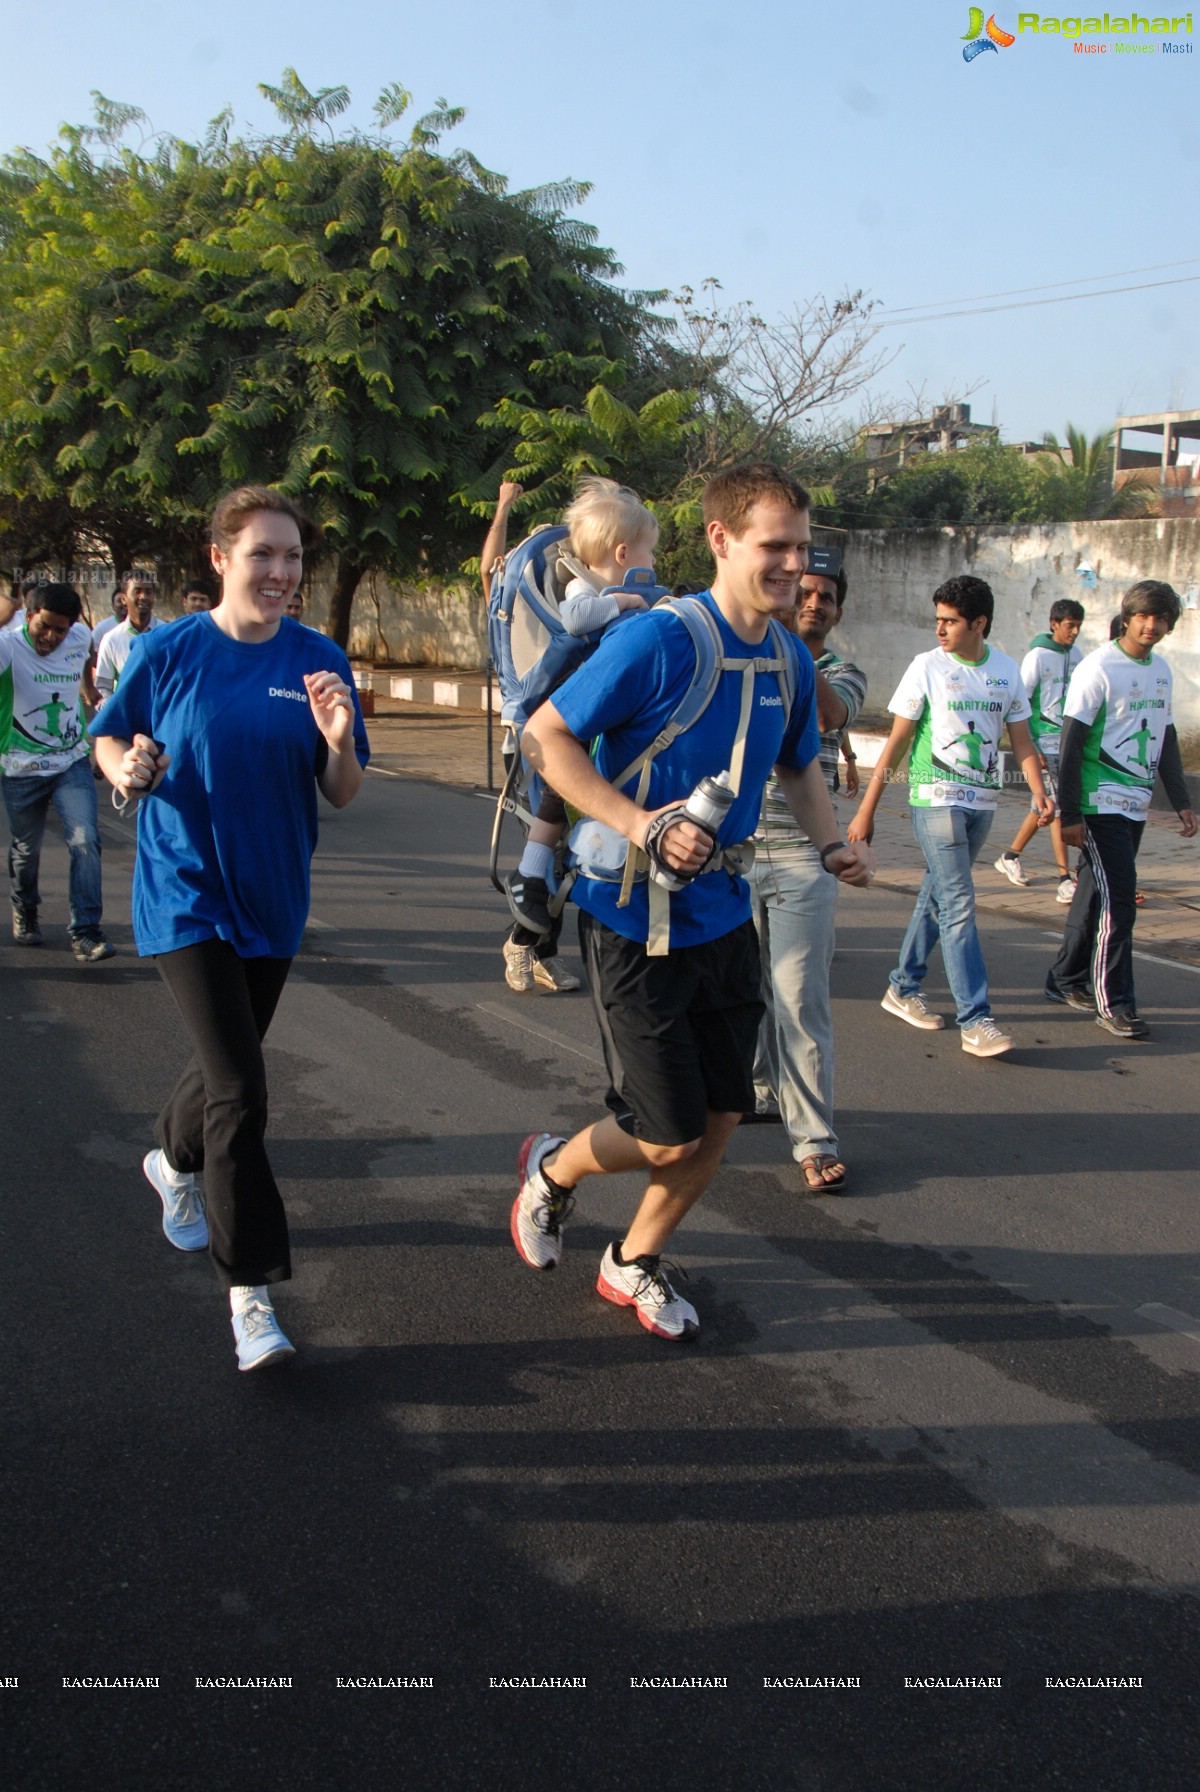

{"left": 835, "top": 437, "right": 1041, "bottom": 529}
{"left": 0, "top": 78, "right": 663, "bottom": 643}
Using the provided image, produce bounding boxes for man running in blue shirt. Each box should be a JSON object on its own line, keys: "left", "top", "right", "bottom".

{"left": 509, "top": 465, "right": 874, "bottom": 1340}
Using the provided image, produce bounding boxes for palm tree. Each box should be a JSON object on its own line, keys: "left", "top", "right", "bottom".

{"left": 1033, "top": 425, "right": 1153, "bottom": 521}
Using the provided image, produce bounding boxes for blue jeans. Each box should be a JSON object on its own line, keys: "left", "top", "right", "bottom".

{"left": 890, "top": 804, "right": 994, "bottom": 1028}
{"left": 3, "top": 756, "right": 103, "bottom": 935}
{"left": 749, "top": 836, "right": 839, "bottom": 1160}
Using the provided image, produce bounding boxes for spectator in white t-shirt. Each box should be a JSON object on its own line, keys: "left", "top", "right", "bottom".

{"left": 95, "top": 574, "right": 160, "bottom": 702}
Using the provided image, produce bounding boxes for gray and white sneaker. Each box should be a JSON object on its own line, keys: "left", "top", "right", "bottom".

{"left": 531, "top": 956, "right": 580, "bottom": 993}
{"left": 596, "top": 1245, "right": 699, "bottom": 1341}
{"left": 881, "top": 986, "right": 945, "bottom": 1030}
{"left": 511, "top": 1132, "right": 572, "bottom": 1270}
{"left": 231, "top": 1293, "right": 295, "bottom": 1371}
{"left": 960, "top": 1017, "right": 1013, "bottom": 1058}
{"left": 143, "top": 1148, "right": 208, "bottom": 1251}
{"left": 993, "top": 853, "right": 1029, "bottom": 887}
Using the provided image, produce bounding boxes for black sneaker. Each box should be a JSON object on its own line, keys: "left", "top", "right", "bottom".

{"left": 503, "top": 870, "right": 552, "bottom": 939}
{"left": 71, "top": 928, "right": 116, "bottom": 964}
{"left": 1044, "top": 974, "right": 1093, "bottom": 1012}
{"left": 11, "top": 905, "right": 42, "bottom": 947}
{"left": 1095, "top": 1010, "right": 1149, "bottom": 1040}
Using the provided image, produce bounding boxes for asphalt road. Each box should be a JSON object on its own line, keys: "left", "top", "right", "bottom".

{"left": 3, "top": 770, "right": 1198, "bottom": 1791}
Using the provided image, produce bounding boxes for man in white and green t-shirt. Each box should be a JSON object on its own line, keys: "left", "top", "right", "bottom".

{"left": 993, "top": 597, "right": 1085, "bottom": 901}
{"left": 849, "top": 576, "right": 1052, "bottom": 1057}
{"left": 0, "top": 582, "right": 114, "bottom": 960}
{"left": 1046, "top": 581, "right": 1196, "bottom": 1039}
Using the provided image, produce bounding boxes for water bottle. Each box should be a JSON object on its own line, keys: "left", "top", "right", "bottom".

{"left": 682, "top": 770, "right": 734, "bottom": 842}
{"left": 645, "top": 771, "right": 735, "bottom": 891}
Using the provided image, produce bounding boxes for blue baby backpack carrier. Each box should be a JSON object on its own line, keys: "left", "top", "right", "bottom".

{"left": 485, "top": 523, "right": 669, "bottom": 884}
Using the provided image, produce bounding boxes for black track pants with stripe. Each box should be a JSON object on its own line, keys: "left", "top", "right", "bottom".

{"left": 1049, "top": 814, "right": 1143, "bottom": 1017}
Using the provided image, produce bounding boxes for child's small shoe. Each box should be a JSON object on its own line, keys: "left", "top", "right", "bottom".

{"left": 504, "top": 869, "right": 552, "bottom": 939}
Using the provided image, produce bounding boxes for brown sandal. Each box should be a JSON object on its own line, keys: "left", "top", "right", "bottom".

{"left": 800, "top": 1155, "right": 847, "bottom": 1193}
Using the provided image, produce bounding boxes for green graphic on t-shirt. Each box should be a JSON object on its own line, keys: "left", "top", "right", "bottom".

{"left": 1114, "top": 717, "right": 1153, "bottom": 770}
{"left": 953, "top": 719, "right": 986, "bottom": 773}
{"left": 27, "top": 690, "right": 70, "bottom": 740}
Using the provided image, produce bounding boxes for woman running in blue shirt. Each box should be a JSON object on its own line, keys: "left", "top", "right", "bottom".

{"left": 92, "top": 486, "right": 369, "bottom": 1371}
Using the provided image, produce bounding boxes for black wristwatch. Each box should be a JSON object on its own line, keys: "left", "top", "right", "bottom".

{"left": 819, "top": 840, "right": 848, "bottom": 872}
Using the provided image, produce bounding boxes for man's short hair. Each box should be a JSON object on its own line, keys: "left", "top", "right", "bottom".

{"left": 183, "top": 579, "right": 212, "bottom": 599}
{"left": 1120, "top": 580, "right": 1180, "bottom": 630}
{"left": 27, "top": 582, "right": 82, "bottom": 623}
{"left": 563, "top": 477, "right": 657, "bottom": 568}
{"left": 703, "top": 464, "right": 810, "bottom": 536}
{"left": 121, "top": 569, "right": 156, "bottom": 592}
{"left": 932, "top": 575, "right": 994, "bottom": 637}
{"left": 1049, "top": 598, "right": 1085, "bottom": 626}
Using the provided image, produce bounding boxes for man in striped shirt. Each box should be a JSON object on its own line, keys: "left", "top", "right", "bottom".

{"left": 748, "top": 548, "right": 867, "bottom": 1192}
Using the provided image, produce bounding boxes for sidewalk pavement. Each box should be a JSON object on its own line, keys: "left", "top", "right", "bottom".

{"left": 357, "top": 671, "right": 1200, "bottom": 970}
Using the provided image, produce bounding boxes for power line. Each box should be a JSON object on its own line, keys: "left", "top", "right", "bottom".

{"left": 880, "top": 257, "right": 1200, "bottom": 315}
{"left": 878, "top": 273, "right": 1200, "bottom": 328}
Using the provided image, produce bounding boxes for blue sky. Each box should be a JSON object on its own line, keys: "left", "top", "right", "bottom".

{"left": 6, "top": 0, "right": 1198, "bottom": 444}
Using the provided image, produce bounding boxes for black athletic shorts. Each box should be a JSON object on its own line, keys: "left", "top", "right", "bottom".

{"left": 578, "top": 910, "right": 763, "bottom": 1146}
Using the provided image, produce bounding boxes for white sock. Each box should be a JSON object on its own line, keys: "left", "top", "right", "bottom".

{"left": 158, "top": 1151, "right": 189, "bottom": 1188}
{"left": 518, "top": 842, "right": 555, "bottom": 883}
{"left": 230, "top": 1285, "right": 271, "bottom": 1315}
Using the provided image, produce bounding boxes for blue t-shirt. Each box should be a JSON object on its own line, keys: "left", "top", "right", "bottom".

{"left": 90, "top": 614, "right": 370, "bottom": 957}
{"left": 554, "top": 591, "right": 819, "bottom": 946}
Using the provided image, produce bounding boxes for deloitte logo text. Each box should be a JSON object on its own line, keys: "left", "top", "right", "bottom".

{"left": 962, "top": 8, "right": 1016, "bottom": 57}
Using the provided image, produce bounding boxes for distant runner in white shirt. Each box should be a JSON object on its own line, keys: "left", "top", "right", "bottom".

{"left": 993, "top": 597, "right": 1085, "bottom": 902}
{"left": 1, "top": 583, "right": 114, "bottom": 960}
{"left": 94, "top": 575, "right": 160, "bottom": 702}
{"left": 90, "top": 586, "right": 128, "bottom": 653}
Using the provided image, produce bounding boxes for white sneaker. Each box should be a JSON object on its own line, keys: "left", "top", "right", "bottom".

{"left": 511, "top": 1132, "right": 572, "bottom": 1270}
{"left": 960, "top": 1017, "right": 1013, "bottom": 1058}
{"left": 503, "top": 938, "right": 537, "bottom": 992}
{"left": 231, "top": 1293, "right": 295, "bottom": 1371}
{"left": 143, "top": 1148, "right": 208, "bottom": 1252}
{"left": 993, "top": 853, "right": 1029, "bottom": 887}
{"left": 532, "top": 956, "right": 580, "bottom": 992}
{"left": 880, "top": 986, "right": 945, "bottom": 1030}
{"left": 1056, "top": 876, "right": 1077, "bottom": 905}
{"left": 597, "top": 1245, "right": 699, "bottom": 1340}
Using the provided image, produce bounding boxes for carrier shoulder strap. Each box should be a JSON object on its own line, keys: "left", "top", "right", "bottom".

{"left": 608, "top": 599, "right": 799, "bottom": 952}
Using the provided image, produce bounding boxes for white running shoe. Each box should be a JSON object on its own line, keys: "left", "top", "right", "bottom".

{"left": 993, "top": 853, "right": 1030, "bottom": 887}
{"left": 231, "top": 1295, "right": 295, "bottom": 1371}
{"left": 503, "top": 939, "right": 537, "bottom": 992}
{"left": 511, "top": 1133, "right": 572, "bottom": 1270}
{"left": 532, "top": 956, "right": 580, "bottom": 992}
{"left": 143, "top": 1148, "right": 208, "bottom": 1252}
{"left": 597, "top": 1245, "right": 699, "bottom": 1341}
{"left": 960, "top": 1017, "right": 1013, "bottom": 1058}
{"left": 1056, "top": 876, "right": 1077, "bottom": 905}
{"left": 880, "top": 987, "right": 945, "bottom": 1030}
